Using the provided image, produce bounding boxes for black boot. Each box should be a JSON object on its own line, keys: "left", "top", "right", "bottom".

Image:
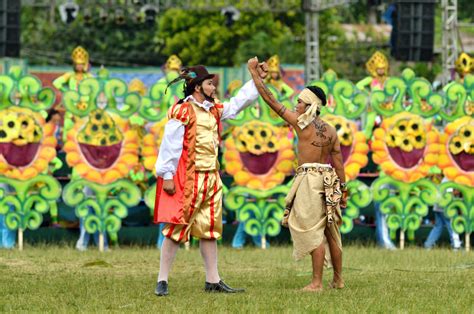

{"left": 155, "top": 281, "right": 169, "bottom": 296}
{"left": 204, "top": 280, "right": 245, "bottom": 293}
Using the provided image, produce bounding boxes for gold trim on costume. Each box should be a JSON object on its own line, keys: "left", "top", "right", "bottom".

{"left": 71, "top": 46, "right": 89, "bottom": 65}
{"left": 455, "top": 52, "right": 473, "bottom": 77}
{"left": 366, "top": 51, "right": 389, "bottom": 78}
{"left": 165, "top": 55, "right": 182, "bottom": 72}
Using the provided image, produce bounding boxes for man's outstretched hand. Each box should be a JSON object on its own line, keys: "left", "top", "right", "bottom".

{"left": 247, "top": 56, "right": 259, "bottom": 70}
{"left": 247, "top": 57, "right": 268, "bottom": 79}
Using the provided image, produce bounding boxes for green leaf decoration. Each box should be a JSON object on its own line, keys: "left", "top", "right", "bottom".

{"left": 64, "top": 77, "right": 99, "bottom": 117}
{"left": 439, "top": 181, "right": 473, "bottom": 235}
{"left": 142, "top": 72, "right": 184, "bottom": 122}
{"left": 64, "top": 70, "right": 141, "bottom": 118}
{"left": 144, "top": 182, "right": 156, "bottom": 217}
{"left": 0, "top": 175, "right": 61, "bottom": 231}
{"left": 0, "top": 74, "right": 14, "bottom": 110}
{"left": 341, "top": 180, "right": 372, "bottom": 234}
{"left": 440, "top": 82, "right": 469, "bottom": 122}
{"left": 62, "top": 179, "right": 141, "bottom": 234}
{"left": 0, "top": 68, "right": 55, "bottom": 111}
{"left": 224, "top": 185, "right": 288, "bottom": 238}
{"left": 309, "top": 70, "right": 369, "bottom": 119}
{"left": 371, "top": 68, "right": 442, "bottom": 118}
{"left": 105, "top": 79, "right": 140, "bottom": 118}
{"left": 372, "top": 176, "right": 436, "bottom": 240}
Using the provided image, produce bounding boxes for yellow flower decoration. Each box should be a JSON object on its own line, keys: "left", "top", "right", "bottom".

{"left": 438, "top": 117, "right": 474, "bottom": 186}
{"left": 224, "top": 121, "right": 295, "bottom": 190}
{"left": 372, "top": 112, "right": 438, "bottom": 183}
{"left": 322, "top": 114, "right": 369, "bottom": 180}
{"left": 141, "top": 119, "right": 167, "bottom": 171}
{"left": 465, "top": 100, "right": 474, "bottom": 116}
{"left": 0, "top": 107, "right": 56, "bottom": 180}
{"left": 64, "top": 109, "right": 139, "bottom": 184}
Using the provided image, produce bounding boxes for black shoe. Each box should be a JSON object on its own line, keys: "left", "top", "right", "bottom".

{"left": 155, "top": 281, "right": 169, "bottom": 296}
{"left": 204, "top": 280, "right": 245, "bottom": 293}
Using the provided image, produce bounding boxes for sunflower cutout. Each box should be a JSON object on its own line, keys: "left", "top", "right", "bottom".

{"left": 224, "top": 121, "right": 295, "bottom": 190}
{"left": 322, "top": 114, "right": 369, "bottom": 180}
{"left": 64, "top": 109, "right": 139, "bottom": 184}
{"left": 0, "top": 107, "right": 56, "bottom": 180}
{"left": 0, "top": 67, "right": 57, "bottom": 181}
{"left": 438, "top": 117, "right": 474, "bottom": 186}
{"left": 372, "top": 112, "right": 438, "bottom": 182}
{"left": 141, "top": 119, "right": 167, "bottom": 171}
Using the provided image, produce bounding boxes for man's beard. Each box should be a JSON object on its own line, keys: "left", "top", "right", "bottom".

{"left": 200, "top": 87, "right": 215, "bottom": 102}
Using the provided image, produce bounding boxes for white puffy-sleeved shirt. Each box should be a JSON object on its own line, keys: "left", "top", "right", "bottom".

{"left": 155, "top": 80, "right": 259, "bottom": 179}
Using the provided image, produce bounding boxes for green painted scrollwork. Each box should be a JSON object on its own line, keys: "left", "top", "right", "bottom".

{"left": 372, "top": 176, "right": 436, "bottom": 240}
{"left": 63, "top": 68, "right": 140, "bottom": 118}
{"left": 62, "top": 179, "right": 141, "bottom": 234}
{"left": 439, "top": 181, "right": 473, "bottom": 235}
{"left": 142, "top": 74, "right": 184, "bottom": 121}
{"left": 63, "top": 78, "right": 99, "bottom": 117}
{"left": 105, "top": 79, "right": 140, "bottom": 118}
{"left": 0, "top": 66, "right": 55, "bottom": 111}
{"left": 440, "top": 80, "right": 471, "bottom": 122}
{"left": 224, "top": 185, "right": 288, "bottom": 238}
{"left": 309, "top": 70, "right": 369, "bottom": 119}
{"left": 0, "top": 175, "right": 61, "bottom": 231}
{"left": 341, "top": 180, "right": 372, "bottom": 234}
{"left": 144, "top": 182, "right": 156, "bottom": 216}
{"left": 371, "top": 68, "right": 442, "bottom": 118}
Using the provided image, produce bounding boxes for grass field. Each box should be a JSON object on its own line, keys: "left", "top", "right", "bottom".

{"left": 0, "top": 245, "right": 472, "bottom": 312}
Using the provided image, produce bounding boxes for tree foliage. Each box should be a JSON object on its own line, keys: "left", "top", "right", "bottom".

{"left": 20, "top": 3, "right": 343, "bottom": 69}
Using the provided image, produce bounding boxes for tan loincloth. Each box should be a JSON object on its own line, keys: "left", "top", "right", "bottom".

{"left": 285, "top": 163, "right": 343, "bottom": 263}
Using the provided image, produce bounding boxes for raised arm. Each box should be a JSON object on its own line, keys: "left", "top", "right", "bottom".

{"left": 220, "top": 79, "right": 259, "bottom": 120}
{"left": 247, "top": 57, "right": 299, "bottom": 127}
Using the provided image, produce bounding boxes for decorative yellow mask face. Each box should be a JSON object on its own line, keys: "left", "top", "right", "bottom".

{"left": 0, "top": 108, "right": 56, "bottom": 180}
{"left": 224, "top": 121, "right": 294, "bottom": 190}
{"left": 64, "top": 109, "right": 138, "bottom": 184}
{"left": 439, "top": 117, "right": 474, "bottom": 187}
{"left": 372, "top": 112, "right": 439, "bottom": 183}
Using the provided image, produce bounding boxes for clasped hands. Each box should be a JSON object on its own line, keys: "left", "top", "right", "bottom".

{"left": 247, "top": 56, "right": 268, "bottom": 80}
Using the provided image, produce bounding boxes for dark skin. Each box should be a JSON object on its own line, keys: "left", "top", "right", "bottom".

{"left": 248, "top": 56, "right": 346, "bottom": 291}
{"left": 247, "top": 57, "right": 347, "bottom": 206}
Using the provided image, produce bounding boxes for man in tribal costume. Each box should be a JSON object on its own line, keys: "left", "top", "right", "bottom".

{"left": 248, "top": 57, "right": 348, "bottom": 292}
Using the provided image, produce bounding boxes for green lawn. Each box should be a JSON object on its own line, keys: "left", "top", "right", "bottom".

{"left": 0, "top": 245, "right": 472, "bottom": 312}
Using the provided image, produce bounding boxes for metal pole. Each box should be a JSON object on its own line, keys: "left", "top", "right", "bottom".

{"left": 441, "top": 0, "right": 458, "bottom": 85}
{"left": 305, "top": 10, "right": 320, "bottom": 84}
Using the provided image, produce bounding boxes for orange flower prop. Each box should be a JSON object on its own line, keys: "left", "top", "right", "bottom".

{"left": 322, "top": 114, "right": 369, "bottom": 180}
{"left": 438, "top": 116, "right": 474, "bottom": 186}
{"left": 0, "top": 107, "right": 56, "bottom": 180}
{"left": 64, "top": 109, "right": 139, "bottom": 184}
{"left": 224, "top": 121, "right": 295, "bottom": 190}
{"left": 142, "top": 119, "right": 167, "bottom": 171}
{"left": 372, "top": 112, "right": 438, "bottom": 182}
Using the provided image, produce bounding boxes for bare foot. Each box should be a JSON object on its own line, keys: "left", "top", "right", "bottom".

{"left": 301, "top": 283, "right": 323, "bottom": 292}
{"left": 329, "top": 281, "right": 345, "bottom": 289}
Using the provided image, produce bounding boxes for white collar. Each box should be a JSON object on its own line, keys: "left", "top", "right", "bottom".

{"left": 184, "top": 95, "right": 214, "bottom": 111}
